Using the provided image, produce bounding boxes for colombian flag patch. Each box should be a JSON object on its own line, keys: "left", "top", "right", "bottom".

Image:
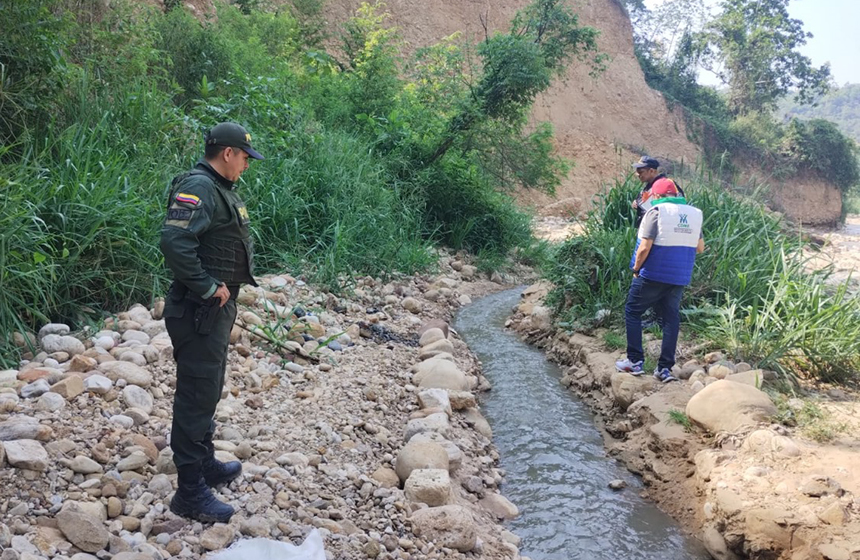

{"left": 175, "top": 193, "right": 200, "bottom": 206}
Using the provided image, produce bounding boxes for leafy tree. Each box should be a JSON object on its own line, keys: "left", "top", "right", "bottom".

{"left": 426, "top": 0, "right": 605, "bottom": 166}
{"left": 702, "top": 0, "right": 831, "bottom": 115}
{"left": 781, "top": 118, "right": 859, "bottom": 192}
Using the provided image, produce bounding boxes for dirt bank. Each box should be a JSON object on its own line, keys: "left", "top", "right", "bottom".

{"left": 509, "top": 283, "right": 860, "bottom": 560}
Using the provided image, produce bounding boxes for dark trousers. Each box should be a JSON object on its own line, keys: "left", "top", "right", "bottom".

{"left": 624, "top": 276, "right": 685, "bottom": 371}
{"left": 165, "top": 296, "right": 237, "bottom": 469}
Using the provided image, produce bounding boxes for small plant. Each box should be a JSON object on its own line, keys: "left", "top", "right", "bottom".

{"left": 602, "top": 330, "right": 625, "bottom": 350}
{"left": 668, "top": 409, "right": 693, "bottom": 431}
{"left": 770, "top": 395, "right": 849, "bottom": 443}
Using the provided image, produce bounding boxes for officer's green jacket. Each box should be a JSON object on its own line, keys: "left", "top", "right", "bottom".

{"left": 160, "top": 161, "right": 257, "bottom": 299}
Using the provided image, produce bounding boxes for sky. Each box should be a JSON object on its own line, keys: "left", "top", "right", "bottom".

{"left": 643, "top": 0, "right": 860, "bottom": 86}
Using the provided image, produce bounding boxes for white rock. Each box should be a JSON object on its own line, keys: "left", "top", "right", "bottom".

{"left": 35, "top": 392, "right": 66, "bottom": 412}
{"left": 38, "top": 323, "right": 70, "bottom": 340}
{"left": 419, "top": 328, "right": 446, "bottom": 347}
{"left": 417, "top": 389, "right": 452, "bottom": 415}
{"left": 405, "top": 469, "right": 451, "bottom": 506}
{"left": 686, "top": 380, "right": 777, "bottom": 434}
{"left": 409, "top": 506, "right": 476, "bottom": 551}
{"left": 121, "top": 330, "right": 150, "bottom": 344}
{"left": 122, "top": 385, "right": 153, "bottom": 413}
{"left": 110, "top": 415, "right": 135, "bottom": 429}
{"left": 41, "top": 334, "right": 86, "bottom": 356}
{"left": 84, "top": 375, "right": 113, "bottom": 394}
{"left": 405, "top": 413, "right": 450, "bottom": 441}
{"left": 21, "top": 379, "right": 51, "bottom": 398}
{"left": 413, "top": 359, "right": 469, "bottom": 391}
{"left": 94, "top": 336, "right": 115, "bottom": 350}
{"left": 65, "top": 456, "right": 104, "bottom": 475}
{"left": 3, "top": 439, "right": 49, "bottom": 471}
{"left": 99, "top": 361, "right": 152, "bottom": 388}
{"left": 479, "top": 492, "right": 519, "bottom": 520}
{"left": 117, "top": 451, "right": 149, "bottom": 471}
{"left": 418, "top": 339, "right": 455, "bottom": 361}
{"left": 395, "top": 441, "right": 450, "bottom": 482}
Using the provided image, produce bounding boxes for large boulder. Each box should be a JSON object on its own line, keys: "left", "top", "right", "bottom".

{"left": 409, "top": 506, "right": 477, "bottom": 552}
{"left": 725, "top": 370, "right": 765, "bottom": 388}
{"left": 98, "top": 361, "right": 152, "bottom": 388}
{"left": 418, "top": 339, "right": 455, "bottom": 361}
{"left": 686, "top": 380, "right": 777, "bottom": 434}
{"left": 395, "top": 441, "right": 449, "bottom": 483}
{"left": 413, "top": 359, "right": 469, "bottom": 391}
{"left": 610, "top": 371, "right": 657, "bottom": 410}
{"left": 404, "top": 469, "right": 451, "bottom": 507}
{"left": 418, "top": 328, "right": 446, "bottom": 347}
{"left": 404, "top": 413, "right": 450, "bottom": 441}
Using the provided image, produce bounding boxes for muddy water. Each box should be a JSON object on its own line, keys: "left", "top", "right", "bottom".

{"left": 454, "top": 288, "right": 709, "bottom": 560}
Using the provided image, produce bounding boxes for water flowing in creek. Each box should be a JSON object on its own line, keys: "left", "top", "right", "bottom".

{"left": 454, "top": 288, "right": 709, "bottom": 560}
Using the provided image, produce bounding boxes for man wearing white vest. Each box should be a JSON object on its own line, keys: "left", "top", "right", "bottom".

{"left": 616, "top": 178, "right": 704, "bottom": 383}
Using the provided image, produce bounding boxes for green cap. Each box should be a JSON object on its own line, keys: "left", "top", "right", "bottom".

{"left": 204, "top": 122, "right": 264, "bottom": 160}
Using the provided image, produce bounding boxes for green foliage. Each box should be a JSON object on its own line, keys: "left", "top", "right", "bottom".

{"left": 771, "top": 396, "right": 849, "bottom": 442}
{"left": 702, "top": 0, "right": 831, "bottom": 115}
{"left": 1, "top": 0, "right": 608, "bottom": 364}
{"left": 0, "top": 76, "right": 189, "bottom": 353}
{"left": 602, "top": 331, "right": 625, "bottom": 350}
{"left": 781, "top": 118, "right": 860, "bottom": 192}
{"left": 154, "top": 8, "right": 234, "bottom": 105}
{"left": 668, "top": 409, "right": 693, "bottom": 430}
{"left": 544, "top": 172, "right": 860, "bottom": 383}
{"left": 0, "top": 0, "right": 69, "bottom": 143}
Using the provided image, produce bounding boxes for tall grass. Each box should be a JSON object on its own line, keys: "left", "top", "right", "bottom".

{"left": 1, "top": 0, "right": 570, "bottom": 366}
{"left": 545, "top": 173, "right": 860, "bottom": 383}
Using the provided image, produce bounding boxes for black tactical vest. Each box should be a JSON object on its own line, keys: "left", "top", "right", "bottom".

{"left": 169, "top": 169, "right": 257, "bottom": 287}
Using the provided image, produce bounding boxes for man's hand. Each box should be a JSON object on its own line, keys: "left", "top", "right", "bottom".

{"left": 631, "top": 199, "right": 639, "bottom": 209}
{"left": 213, "top": 284, "right": 230, "bottom": 307}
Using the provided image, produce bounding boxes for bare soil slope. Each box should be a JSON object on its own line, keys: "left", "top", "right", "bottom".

{"left": 326, "top": 0, "right": 700, "bottom": 216}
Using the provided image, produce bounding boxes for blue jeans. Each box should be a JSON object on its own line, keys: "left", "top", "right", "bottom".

{"left": 624, "top": 276, "right": 685, "bottom": 370}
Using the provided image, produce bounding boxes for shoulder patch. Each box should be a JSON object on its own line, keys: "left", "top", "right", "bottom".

{"left": 175, "top": 192, "right": 201, "bottom": 206}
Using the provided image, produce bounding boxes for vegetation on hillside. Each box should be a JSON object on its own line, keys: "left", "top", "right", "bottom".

{"left": 544, "top": 175, "right": 860, "bottom": 384}
{"left": 0, "top": 0, "right": 604, "bottom": 363}
{"left": 779, "top": 83, "right": 860, "bottom": 143}
{"left": 620, "top": 0, "right": 859, "bottom": 201}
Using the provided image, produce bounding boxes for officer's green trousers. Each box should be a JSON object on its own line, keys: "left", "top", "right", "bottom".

{"left": 165, "top": 297, "right": 237, "bottom": 468}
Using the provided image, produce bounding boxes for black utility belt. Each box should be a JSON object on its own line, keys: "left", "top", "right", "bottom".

{"left": 185, "top": 285, "right": 241, "bottom": 305}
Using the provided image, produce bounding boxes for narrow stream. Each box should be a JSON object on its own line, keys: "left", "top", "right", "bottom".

{"left": 454, "top": 288, "right": 709, "bottom": 560}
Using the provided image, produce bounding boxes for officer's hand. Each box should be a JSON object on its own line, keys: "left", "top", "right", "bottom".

{"left": 213, "top": 284, "right": 230, "bottom": 307}
{"left": 631, "top": 200, "right": 638, "bottom": 209}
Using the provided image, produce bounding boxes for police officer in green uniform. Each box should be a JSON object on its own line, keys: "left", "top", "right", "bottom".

{"left": 160, "top": 122, "right": 263, "bottom": 523}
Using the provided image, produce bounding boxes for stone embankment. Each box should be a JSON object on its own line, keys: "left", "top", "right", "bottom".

{"left": 0, "top": 258, "right": 532, "bottom": 560}
{"left": 510, "top": 282, "right": 860, "bottom": 560}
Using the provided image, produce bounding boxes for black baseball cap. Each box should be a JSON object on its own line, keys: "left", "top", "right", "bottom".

{"left": 632, "top": 155, "right": 659, "bottom": 169}
{"left": 205, "top": 122, "right": 264, "bottom": 160}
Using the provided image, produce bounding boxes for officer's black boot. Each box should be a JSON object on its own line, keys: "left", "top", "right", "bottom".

{"left": 170, "top": 464, "right": 234, "bottom": 523}
{"left": 201, "top": 437, "right": 242, "bottom": 487}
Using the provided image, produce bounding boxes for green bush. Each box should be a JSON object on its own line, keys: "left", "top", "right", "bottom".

{"left": 781, "top": 118, "right": 860, "bottom": 192}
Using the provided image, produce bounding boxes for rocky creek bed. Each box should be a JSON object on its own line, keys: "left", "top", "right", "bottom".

{"left": 510, "top": 283, "right": 860, "bottom": 560}
{"left": 0, "top": 256, "right": 539, "bottom": 560}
